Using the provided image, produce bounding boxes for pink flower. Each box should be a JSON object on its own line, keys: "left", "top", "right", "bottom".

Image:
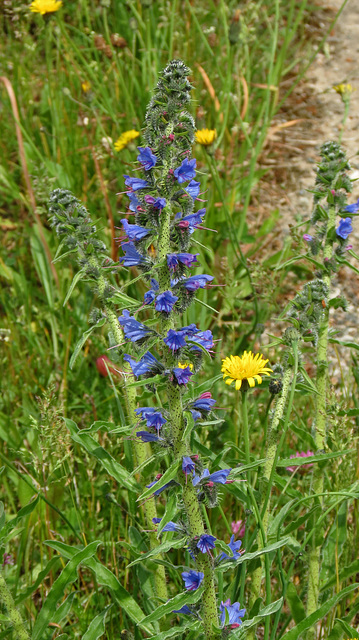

{"left": 286, "top": 451, "right": 314, "bottom": 473}
{"left": 231, "top": 520, "right": 246, "bottom": 537}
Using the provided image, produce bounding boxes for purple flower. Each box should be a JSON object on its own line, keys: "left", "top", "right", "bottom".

{"left": 173, "top": 605, "right": 194, "bottom": 616}
{"left": 181, "top": 274, "right": 214, "bottom": 292}
{"left": 182, "top": 456, "right": 195, "bottom": 477}
{"left": 336, "top": 218, "right": 353, "bottom": 239}
{"left": 219, "top": 600, "right": 246, "bottom": 627}
{"left": 345, "top": 197, "right": 359, "bottom": 213}
{"left": 135, "top": 407, "right": 166, "bottom": 429}
{"left": 173, "top": 366, "right": 194, "bottom": 385}
{"left": 119, "top": 242, "right": 146, "bottom": 267}
{"left": 191, "top": 393, "right": 216, "bottom": 413}
{"left": 128, "top": 192, "right": 141, "bottom": 212}
{"left": 155, "top": 291, "right": 178, "bottom": 313}
{"left": 197, "top": 534, "right": 216, "bottom": 554}
{"left": 137, "top": 146, "right": 157, "bottom": 171}
{"left": 152, "top": 518, "right": 182, "bottom": 532}
{"left": 182, "top": 570, "right": 204, "bottom": 591}
{"left": 184, "top": 179, "right": 201, "bottom": 200}
{"left": 136, "top": 431, "right": 163, "bottom": 443}
{"left": 174, "top": 158, "right": 197, "bottom": 184}
{"left": 154, "top": 197, "right": 167, "bottom": 210}
{"left": 123, "top": 351, "right": 162, "bottom": 377}
{"left": 231, "top": 520, "right": 245, "bottom": 537}
{"left": 164, "top": 329, "right": 187, "bottom": 352}
{"left": 121, "top": 219, "right": 151, "bottom": 241}
{"left": 303, "top": 234, "right": 313, "bottom": 242}
{"left": 218, "top": 535, "right": 243, "bottom": 562}
{"left": 193, "top": 468, "right": 231, "bottom": 486}
{"left": 118, "top": 310, "right": 154, "bottom": 342}
{"left": 167, "top": 253, "right": 199, "bottom": 271}
{"left": 2, "top": 554, "right": 14, "bottom": 567}
{"left": 177, "top": 209, "right": 206, "bottom": 234}
{"left": 124, "top": 175, "right": 149, "bottom": 191}
{"left": 189, "top": 330, "right": 214, "bottom": 352}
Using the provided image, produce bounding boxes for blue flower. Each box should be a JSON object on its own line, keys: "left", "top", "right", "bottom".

{"left": 182, "top": 456, "right": 195, "bottom": 476}
{"left": 136, "top": 431, "right": 163, "bottom": 443}
{"left": 121, "top": 219, "right": 151, "bottom": 241}
{"left": 174, "top": 158, "right": 197, "bottom": 184}
{"left": 154, "top": 197, "right": 167, "bottom": 210}
{"left": 118, "top": 310, "right": 154, "bottom": 342}
{"left": 144, "top": 279, "right": 159, "bottom": 305}
{"left": 152, "top": 518, "right": 182, "bottom": 532}
{"left": 173, "top": 366, "right": 194, "bottom": 385}
{"left": 197, "top": 534, "right": 216, "bottom": 554}
{"left": 177, "top": 209, "right": 206, "bottom": 234}
{"left": 123, "top": 351, "right": 162, "bottom": 377}
{"left": 173, "top": 605, "right": 194, "bottom": 616}
{"left": 219, "top": 599, "right": 246, "bottom": 627}
{"left": 124, "top": 175, "right": 149, "bottom": 191}
{"left": 193, "top": 468, "right": 231, "bottom": 486}
{"left": 164, "top": 329, "right": 187, "bottom": 352}
{"left": 184, "top": 179, "right": 201, "bottom": 199}
{"left": 192, "top": 393, "right": 216, "bottom": 413}
{"left": 128, "top": 192, "right": 141, "bottom": 212}
{"left": 181, "top": 274, "right": 214, "bottom": 291}
{"left": 135, "top": 407, "right": 157, "bottom": 419}
{"left": 155, "top": 290, "right": 178, "bottom": 313}
{"left": 119, "top": 242, "right": 146, "bottom": 267}
{"left": 135, "top": 407, "right": 166, "bottom": 429}
{"left": 345, "top": 197, "right": 359, "bottom": 213}
{"left": 189, "top": 330, "right": 214, "bottom": 352}
{"left": 218, "top": 535, "right": 243, "bottom": 562}
{"left": 336, "top": 217, "right": 353, "bottom": 239}
{"left": 181, "top": 570, "right": 204, "bottom": 591}
{"left": 167, "top": 253, "right": 199, "bottom": 271}
{"left": 137, "top": 146, "right": 157, "bottom": 171}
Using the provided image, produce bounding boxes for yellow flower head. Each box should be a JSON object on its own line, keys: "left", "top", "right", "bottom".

{"left": 81, "top": 81, "right": 91, "bottom": 93}
{"left": 195, "top": 128, "right": 217, "bottom": 146}
{"left": 333, "top": 83, "right": 354, "bottom": 99}
{"left": 30, "top": 0, "right": 62, "bottom": 15}
{"left": 221, "top": 351, "right": 272, "bottom": 391}
{"left": 178, "top": 362, "right": 194, "bottom": 372}
{"left": 114, "top": 130, "right": 140, "bottom": 152}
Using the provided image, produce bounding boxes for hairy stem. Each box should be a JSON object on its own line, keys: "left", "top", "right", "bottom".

{"left": 0, "top": 570, "right": 30, "bottom": 640}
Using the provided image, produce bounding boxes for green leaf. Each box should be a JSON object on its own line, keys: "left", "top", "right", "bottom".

{"left": 0, "top": 502, "right": 5, "bottom": 533}
{"left": 286, "top": 583, "right": 306, "bottom": 624}
{"left": 51, "top": 592, "right": 76, "bottom": 626}
{"left": 127, "top": 537, "right": 186, "bottom": 568}
{"left": 82, "top": 605, "right": 112, "bottom": 640}
{"left": 140, "top": 587, "right": 204, "bottom": 624}
{"left": 334, "top": 619, "right": 359, "bottom": 638}
{"left": 183, "top": 411, "right": 195, "bottom": 440}
{"left": 279, "top": 584, "right": 359, "bottom": 640}
{"left": 230, "top": 460, "right": 266, "bottom": 477}
{"left": 44, "top": 540, "right": 153, "bottom": 634}
{"left": 298, "top": 366, "right": 318, "bottom": 394}
{"left": 276, "top": 449, "right": 352, "bottom": 468}
{"left": 157, "top": 494, "right": 177, "bottom": 537}
{"left": 65, "top": 419, "right": 139, "bottom": 492}
{"left": 63, "top": 269, "right": 86, "bottom": 306}
{"left": 283, "top": 507, "right": 320, "bottom": 536}
{"left": 3, "top": 495, "right": 40, "bottom": 538}
{"left": 321, "top": 558, "right": 359, "bottom": 590}
{"left": 147, "top": 622, "right": 199, "bottom": 640}
{"left": 233, "top": 598, "right": 284, "bottom": 637}
{"left": 109, "top": 291, "right": 140, "bottom": 307}
{"left": 274, "top": 254, "right": 324, "bottom": 271}
{"left": 137, "top": 460, "right": 180, "bottom": 502}
{"left": 69, "top": 318, "right": 106, "bottom": 369}
{"left": 216, "top": 538, "right": 290, "bottom": 572}
{"left": 127, "top": 374, "right": 164, "bottom": 388}
{"left": 31, "top": 541, "right": 102, "bottom": 640}
{"left": 329, "top": 338, "right": 359, "bottom": 351}
{"left": 16, "top": 556, "right": 61, "bottom": 604}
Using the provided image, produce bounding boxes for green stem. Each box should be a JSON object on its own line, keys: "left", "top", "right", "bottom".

{"left": 95, "top": 268, "right": 168, "bottom": 603}
{"left": 306, "top": 208, "right": 335, "bottom": 636}
{"left": 0, "top": 570, "right": 30, "bottom": 640}
{"left": 248, "top": 354, "right": 296, "bottom": 629}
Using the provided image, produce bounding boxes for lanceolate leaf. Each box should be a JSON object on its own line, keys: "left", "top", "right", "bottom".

{"left": 232, "top": 599, "right": 284, "bottom": 637}
{"left": 69, "top": 318, "right": 106, "bottom": 369}
{"left": 32, "top": 541, "right": 102, "bottom": 640}
{"left": 44, "top": 540, "right": 154, "bottom": 635}
{"left": 279, "top": 584, "right": 359, "bottom": 640}
{"left": 82, "top": 605, "right": 112, "bottom": 640}
{"left": 137, "top": 460, "right": 180, "bottom": 502}
{"left": 276, "top": 449, "right": 352, "bottom": 468}
{"left": 63, "top": 268, "right": 86, "bottom": 306}
{"left": 216, "top": 539, "right": 290, "bottom": 572}
{"left": 65, "top": 419, "right": 139, "bottom": 492}
{"left": 127, "top": 537, "right": 186, "bottom": 568}
{"left": 140, "top": 587, "right": 204, "bottom": 624}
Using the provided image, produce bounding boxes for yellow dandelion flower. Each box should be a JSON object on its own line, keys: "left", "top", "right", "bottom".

{"left": 221, "top": 351, "right": 272, "bottom": 391}
{"left": 333, "top": 84, "right": 354, "bottom": 99}
{"left": 195, "top": 128, "right": 217, "bottom": 146}
{"left": 30, "top": 0, "right": 62, "bottom": 15}
{"left": 178, "top": 362, "right": 194, "bottom": 371}
{"left": 81, "top": 81, "right": 91, "bottom": 93}
{"left": 114, "top": 130, "right": 140, "bottom": 152}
